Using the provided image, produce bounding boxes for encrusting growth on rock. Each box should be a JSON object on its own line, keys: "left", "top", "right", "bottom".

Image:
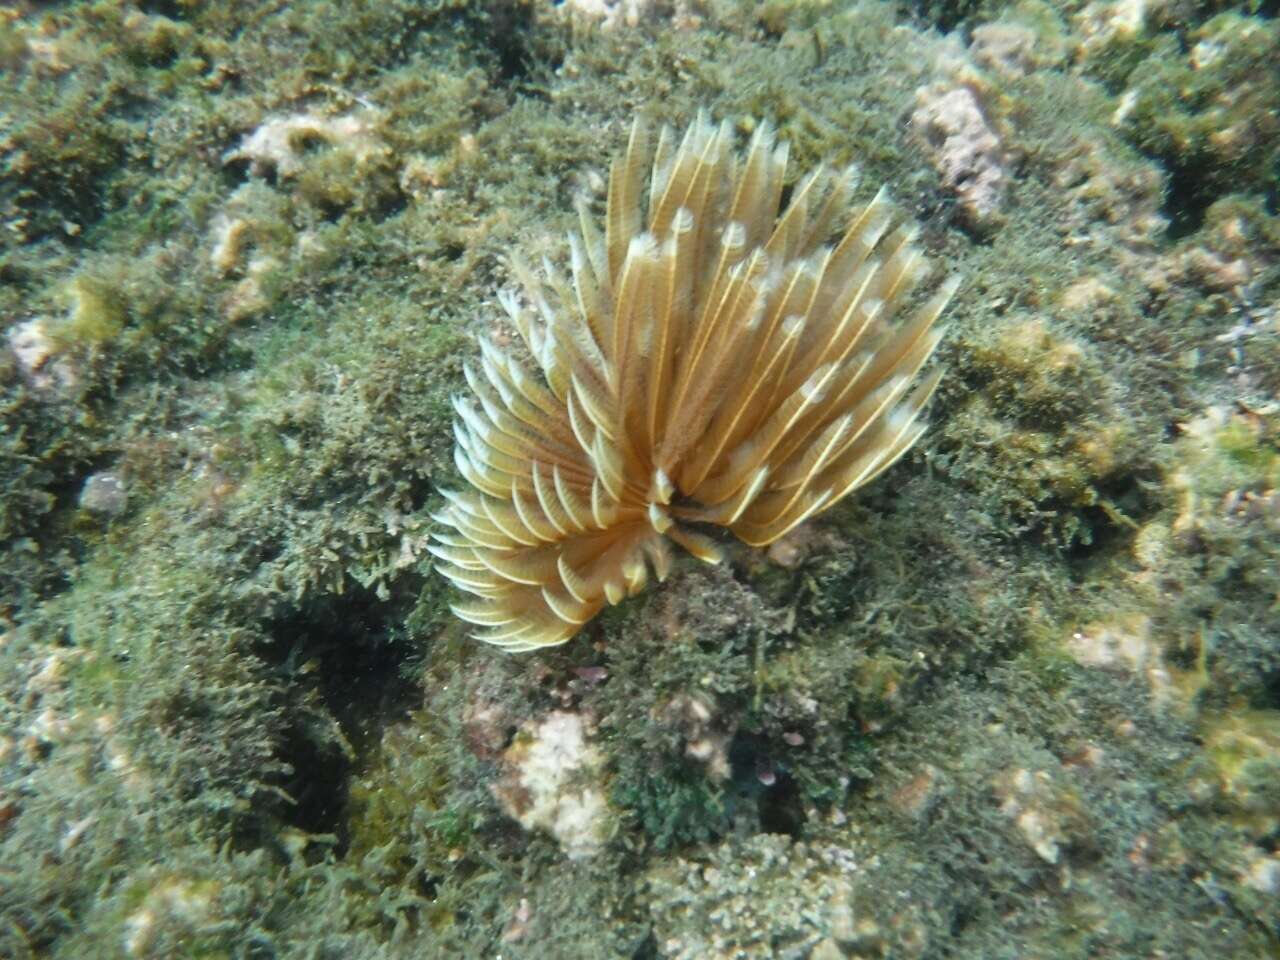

{"left": 432, "top": 113, "right": 957, "bottom": 650}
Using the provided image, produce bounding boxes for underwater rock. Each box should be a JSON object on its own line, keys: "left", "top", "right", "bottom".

{"left": 656, "top": 692, "right": 733, "bottom": 782}
{"left": 1065, "top": 614, "right": 1172, "bottom": 702}
{"left": 121, "top": 876, "right": 219, "bottom": 958}
{"left": 7, "top": 318, "right": 77, "bottom": 393}
{"left": 911, "top": 84, "right": 1008, "bottom": 231}
{"left": 646, "top": 834, "right": 896, "bottom": 960}
{"left": 992, "top": 767, "right": 1085, "bottom": 866}
{"left": 224, "top": 111, "right": 389, "bottom": 181}
{"left": 491, "top": 709, "right": 611, "bottom": 859}
{"left": 969, "top": 22, "right": 1040, "bottom": 77}
{"left": 79, "top": 470, "right": 128, "bottom": 517}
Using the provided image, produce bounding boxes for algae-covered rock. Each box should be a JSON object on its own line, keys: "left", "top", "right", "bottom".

{"left": 1114, "top": 12, "right": 1279, "bottom": 214}
{"left": 2, "top": 0, "right": 1279, "bottom": 957}
{"left": 646, "top": 834, "right": 880, "bottom": 960}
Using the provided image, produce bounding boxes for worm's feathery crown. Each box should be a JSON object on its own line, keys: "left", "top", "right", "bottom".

{"left": 432, "top": 113, "right": 956, "bottom": 650}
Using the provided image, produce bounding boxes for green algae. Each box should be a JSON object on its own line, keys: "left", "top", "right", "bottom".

{"left": 1, "top": 0, "right": 1279, "bottom": 957}
{"left": 1115, "top": 12, "right": 1280, "bottom": 225}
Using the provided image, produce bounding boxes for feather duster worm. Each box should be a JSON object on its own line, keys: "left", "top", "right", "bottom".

{"left": 431, "top": 114, "right": 957, "bottom": 650}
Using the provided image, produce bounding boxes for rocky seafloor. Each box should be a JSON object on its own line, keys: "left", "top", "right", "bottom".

{"left": 1, "top": 0, "right": 1278, "bottom": 957}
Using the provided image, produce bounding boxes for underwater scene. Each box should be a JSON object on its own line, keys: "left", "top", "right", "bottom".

{"left": 1, "top": 0, "right": 1278, "bottom": 956}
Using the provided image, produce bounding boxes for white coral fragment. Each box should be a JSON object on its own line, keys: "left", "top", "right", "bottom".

{"left": 491, "top": 710, "right": 610, "bottom": 859}
{"left": 224, "top": 111, "right": 389, "bottom": 179}
{"left": 912, "top": 85, "right": 1008, "bottom": 230}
